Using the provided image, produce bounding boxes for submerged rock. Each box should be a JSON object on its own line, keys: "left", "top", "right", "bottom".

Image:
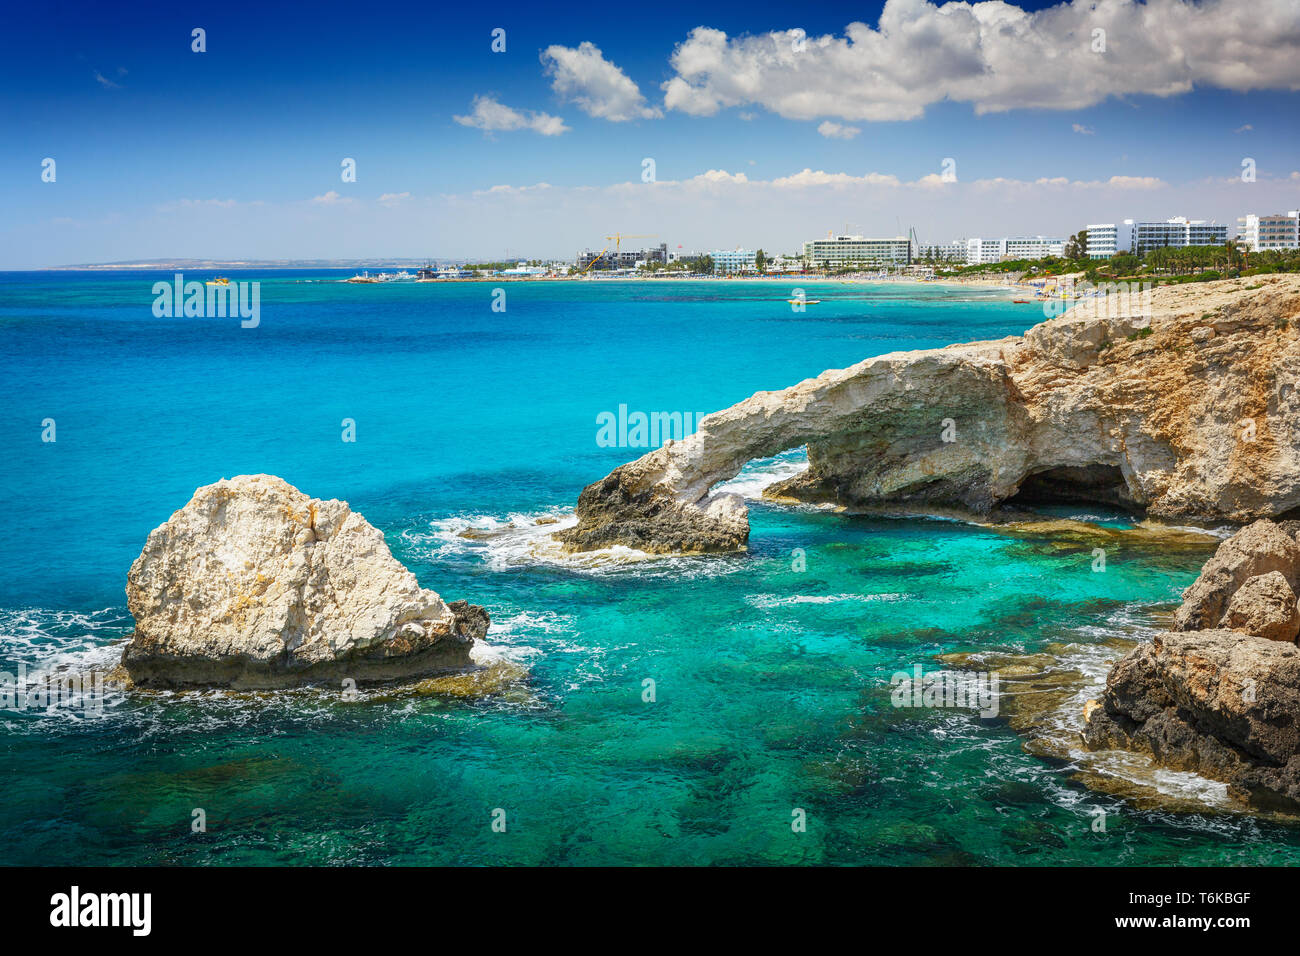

{"left": 121, "top": 475, "right": 490, "bottom": 689}
{"left": 559, "top": 275, "right": 1300, "bottom": 554}
{"left": 1084, "top": 519, "right": 1300, "bottom": 810}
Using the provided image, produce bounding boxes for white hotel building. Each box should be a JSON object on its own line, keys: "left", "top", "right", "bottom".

{"left": 710, "top": 248, "right": 758, "bottom": 272}
{"left": 1238, "top": 212, "right": 1300, "bottom": 252}
{"left": 802, "top": 235, "right": 914, "bottom": 268}
{"left": 1086, "top": 217, "right": 1229, "bottom": 257}
{"left": 925, "top": 236, "right": 1064, "bottom": 265}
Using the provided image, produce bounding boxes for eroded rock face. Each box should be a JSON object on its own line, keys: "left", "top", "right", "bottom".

{"left": 1084, "top": 519, "right": 1300, "bottom": 809}
{"left": 560, "top": 275, "right": 1300, "bottom": 554}
{"left": 1173, "top": 520, "right": 1300, "bottom": 630}
{"left": 1082, "top": 630, "right": 1300, "bottom": 810}
{"left": 122, "top": 475, "right": 489, "bottom": 689}
{"left": 1222, "top": 571, "right": 1300, "bottom": 642}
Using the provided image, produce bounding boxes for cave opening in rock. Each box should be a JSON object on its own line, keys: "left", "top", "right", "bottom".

{"left": 1003, "top": 464, "right": 1142, "bottom": 514}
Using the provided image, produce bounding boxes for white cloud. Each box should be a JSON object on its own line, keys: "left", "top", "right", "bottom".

{"left": 662, "top": 0, "right": 1300, "bottom": 122}
{"left": 453, "top": 95, "right": 570, "bottom": 136}
{"left": 311, "top": 190, "right": 350, "bottom": 205}
{"left": 378, "top": 192, "right": 411, "bottom": 206}
{"left": 541, "top": 42, "right": 661, "bottom": 121}
{"left": 771, "top": 168, "right": 898, "bottom": 187}
{"left": 817, "top": 121, "right": 861, "bottom": 139}
{"left": 1072, "top": 123, "right": 1095, "bottom": 135}
{"left": 690, "top": 169, "right": 750, "bottom": 185}
{"left": 93, "top": 70, "right": 121, "bottom": 89}
{"left": 1235, "top": 123, "right": 1254, "bottom": 132}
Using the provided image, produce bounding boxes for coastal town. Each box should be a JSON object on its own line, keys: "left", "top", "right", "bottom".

{"left": 344, "top": 209, "right": 1300, "bottom": 284}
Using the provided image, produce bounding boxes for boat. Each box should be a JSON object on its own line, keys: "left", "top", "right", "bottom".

{"left": 1012, "top": 298, "right": 1031, "bottom": 303}
{"left": 205, "top": 276, "right": 230, "bottom": 286}
{"left": 788, "top": 298, "right": 821, "bottom": 304}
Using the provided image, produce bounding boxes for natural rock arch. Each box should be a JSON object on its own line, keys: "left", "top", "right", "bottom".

{"left": 557, "top": 277, "right": 1300, "bottom": 554}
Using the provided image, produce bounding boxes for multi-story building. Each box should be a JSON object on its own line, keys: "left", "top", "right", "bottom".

{"left": 710, "top": 248, "right": 758, "bottom": 273}
{"left": 802, "top": 235, "right": 913, "bottom": 269}
{"left": 1238, "top": 211, "right": 1300, "bottom": 252}
{"left": 1003, "top": 236, "right": 1066, "bottom": 259}
{"left": 1086, "top": 218, "right": 1228, "bottom": 258}
{"left": 577, "top": 243, "right": 669, "bottom": 271}
{"left": 920, "top": 240, "right": 969, "bottom": 264}
{"left": 919, "top": 236, "right": 1063, "bottom": 266}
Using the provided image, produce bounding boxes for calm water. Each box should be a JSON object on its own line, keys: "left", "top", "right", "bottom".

{"left": 1, "top": 271, "right": 1295, "bottom": 865}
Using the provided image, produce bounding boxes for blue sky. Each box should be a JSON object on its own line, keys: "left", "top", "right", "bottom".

{"left": 2, "top": 0, "right": 1298, "bottom": 267}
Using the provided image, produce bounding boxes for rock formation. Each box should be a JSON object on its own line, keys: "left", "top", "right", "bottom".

{"left": 558, "top": 275, "right": 1300, "bottom": 554}
{"left": 1083, "top": 519, "right": 1300, "bottom": 809}
{"left": 122, "top": 475, "right": 489, "bottom": 689}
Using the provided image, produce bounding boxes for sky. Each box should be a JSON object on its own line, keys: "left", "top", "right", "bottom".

{"left": 2, "top": 0, "right": 1299, "bottom": 267}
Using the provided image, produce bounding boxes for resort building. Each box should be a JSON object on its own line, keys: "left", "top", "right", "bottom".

{"left": 1003, "top": 236, "right": 1066, "bottom": 260}
{"left": 802, "top": 235, "right": 913, "bottom": 269}
{"left": 1086, "top": 217, "right": 1229, "bottom": 258}
{"left": 1237, "top": 212, "right": 1300, "bottom": 252}
{"left": 577, "top": 243, "right": 669, "bottom": 271}
{"left": 920, "top": 236, "right": 1064, "bottom": 266}
{"left": 710, "top": 248, "right": 758, "bottom": 273}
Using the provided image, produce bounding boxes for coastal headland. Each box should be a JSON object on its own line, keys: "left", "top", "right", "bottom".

{"left": 558, "top": 274, "right": 1300, "bottom": 554}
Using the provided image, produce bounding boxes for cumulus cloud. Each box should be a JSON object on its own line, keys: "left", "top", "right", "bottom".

{"left": 1072, "top": 123, "right": 1095, "bottom": 134}
{"left": 541, "top": 42, "right": 661, "bottom": 121}
{"left": 453, "top": 95, "right": 570, "bottom": 136}
{"left": 311, "top": 190, "right": 350, "bottom": 204}
{"left": 771, "top": 168, "right": 899, "bottom": 187}
{"left": 817, "top": 121, "right": 861, "bottom": 139}
{"left": 662, "top": 0, "right": 1300, "bottom": 122}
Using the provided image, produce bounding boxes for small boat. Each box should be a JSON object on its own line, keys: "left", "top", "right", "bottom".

{"left": 1012, "top": 298, "right": 1031, "bottom": 303}
{"left": 787, "top": 298, "right": 821, "bottom": 304}
{"left": 205, "top": 276, "right": 230, "bottom": 286}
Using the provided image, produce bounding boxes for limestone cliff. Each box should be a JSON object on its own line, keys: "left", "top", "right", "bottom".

{"left": 122, "top": 475, "right": 489, "bottom": 689}
{"left": 558, "top": 275, "right": 1300, "bottom": 554}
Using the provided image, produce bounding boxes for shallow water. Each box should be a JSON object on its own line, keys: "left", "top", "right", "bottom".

{"left": 2, "top": 273, "right": 1297, "bottom": 865}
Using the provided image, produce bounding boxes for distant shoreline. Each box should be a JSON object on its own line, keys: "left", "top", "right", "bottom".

{"left": 22, "top": 267, "right": 1024, "bottom": 296}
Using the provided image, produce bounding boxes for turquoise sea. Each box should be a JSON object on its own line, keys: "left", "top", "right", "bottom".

{"left": 2, "top": 271, "right": 1297, "bottom": 866}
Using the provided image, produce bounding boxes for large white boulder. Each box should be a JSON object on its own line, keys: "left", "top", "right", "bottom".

{"left": 122, "top": 475, "right": 488, "bottom": 689}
